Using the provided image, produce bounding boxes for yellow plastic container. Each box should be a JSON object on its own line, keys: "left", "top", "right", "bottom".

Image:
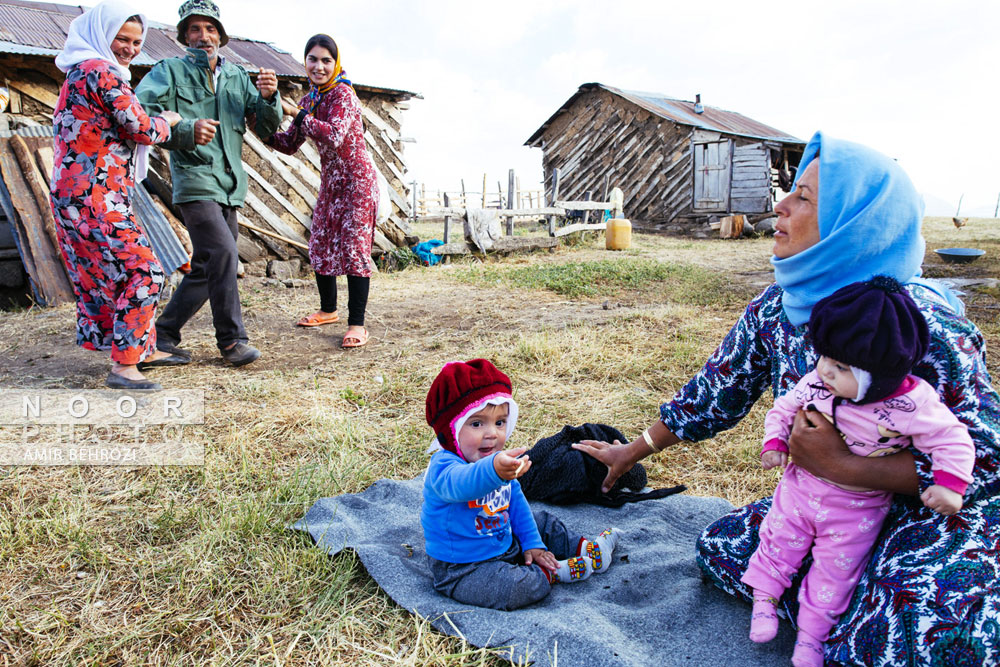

{"left": 606, "top": 218, "right": 632, "bottom": 250}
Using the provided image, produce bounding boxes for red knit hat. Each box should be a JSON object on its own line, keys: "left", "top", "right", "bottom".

{"left": 426, "top": 359, "right": 518, "bottom": 458}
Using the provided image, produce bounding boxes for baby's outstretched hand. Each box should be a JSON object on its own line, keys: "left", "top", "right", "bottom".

{"left": 761, "top": 450, "right": 788, "bottom": 470}
{"left": 921, "top": 484, "right": 963, "bottom": 516}
{"left": 523, "top": 548, "right": 558, "bottom": 573}
{"left": 494, "top": 447, "right": 530, "bottom": 480}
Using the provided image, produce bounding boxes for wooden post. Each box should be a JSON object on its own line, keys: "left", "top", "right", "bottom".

{"left": 442, "top": 192, "right": 452, "bottom": 265}
{"left": 602, "top": 174, "right": 611, "bottom": 202}
{"left": 516, "top": 176, "right": 522, "bottom": 208}
{"left": 460, "top": 179, "right": 467, "bottom": 209}
{"left": 443, "top": 192, "right": 451, "bottom": 244}
{"left": 506, "top": 169, "right": 515, "bottom": 236}
{"left": 410, "top": 180, "right": 418, "bottom": 221}
{"left": 10, "top": 135, "right": 61, "bottom": 258}
{"left": 582, "top": 190, "right": 592, "bottom": 224}
{"left": 481, "top": 173, "right": 487, "bottom": 208}
{"left": 547, "top": 168, "right": 561, "bottom": 236}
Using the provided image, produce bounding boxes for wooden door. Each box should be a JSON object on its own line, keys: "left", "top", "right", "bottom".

{"left": 692, "top": 140, "right": 731, "bottom": 212}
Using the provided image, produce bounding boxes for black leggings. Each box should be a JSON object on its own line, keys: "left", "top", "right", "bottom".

{"left": 315, "top": 273, "right": 370, "bottom": 326}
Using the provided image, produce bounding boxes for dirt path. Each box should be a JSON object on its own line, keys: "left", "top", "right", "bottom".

{"left": 0, "top": 255, "right": 682, "bottom": 388}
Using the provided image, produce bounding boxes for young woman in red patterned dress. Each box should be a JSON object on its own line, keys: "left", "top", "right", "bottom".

{"left": 266, "top": 34, "right": 379, "bottom": 349}
{"left": 51, "top": 0, "right": 183, "bottom": 389}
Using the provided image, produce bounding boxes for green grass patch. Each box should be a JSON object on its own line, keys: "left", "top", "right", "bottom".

{"left": 455, "top": 257, "right": 751, "bottom": 305}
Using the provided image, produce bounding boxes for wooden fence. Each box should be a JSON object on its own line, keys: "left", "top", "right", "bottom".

{"left": 417, "top": 188, "right": 546, "bottom": 215}
{"left": 425, "top": 168, "right": 618, "bottom": 257}
{"left": 413, "top": 170, "right": 546, "bottom": 217}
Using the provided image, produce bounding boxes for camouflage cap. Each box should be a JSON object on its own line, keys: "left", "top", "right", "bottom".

{"left": 176, "top": 0, "right": 229, "bottom": 47}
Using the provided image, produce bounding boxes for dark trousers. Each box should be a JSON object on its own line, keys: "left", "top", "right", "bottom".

{"left": 427, "top": 510, "right": 582, "bottom": 611}
{"left": 315, "top": 273, "right": 370, "bottom": 326}
{"left": 156, "top": 201, "right": 247, "bottom": 349}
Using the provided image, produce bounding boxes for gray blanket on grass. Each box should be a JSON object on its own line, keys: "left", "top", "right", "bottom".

{"left": 291, "top": 476, "right": 795, "bottom": 666}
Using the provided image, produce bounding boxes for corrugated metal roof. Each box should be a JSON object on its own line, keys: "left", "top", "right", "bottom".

{"left": 526, "top": 82, "right": 804, "bottom": 146}
{"left": 0, "top": 37, "right": 157, "bottom": 64}
{"left": 0, "top": 124, "right": 189, "bottom": 275}
{"left": 0, "top": 0, "right": 419, "bottom": 100}
{"left": 0, "top": 4, "right": 72, "bottom": 49}
{"left": 0, "top": 38, "right": 57, "bottom": 56}
{"left": 0, "top": 123, "right": 58, "bottom": 137}
{"left": 130, "top": 183, "right": 188, "bottom": 276}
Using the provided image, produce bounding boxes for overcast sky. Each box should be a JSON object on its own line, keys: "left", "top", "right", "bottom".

{"left": 148, "top": 0, "right": 999, "bottom": 216}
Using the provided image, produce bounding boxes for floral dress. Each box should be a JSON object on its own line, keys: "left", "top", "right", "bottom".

{"left": 666, "top": 283, "right": 1000, "bottom": 666}
{"left": 50, "top": 59, "right": 171, "bottom": 365}
{"left": 267, "top": 84, "right": 378, "bottom": 277}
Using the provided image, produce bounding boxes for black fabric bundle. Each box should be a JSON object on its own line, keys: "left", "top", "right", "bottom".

{"left": 518, "top": 423, "right": 686, "bottom": 507}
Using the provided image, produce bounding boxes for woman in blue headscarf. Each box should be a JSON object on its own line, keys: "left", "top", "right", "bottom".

{"left": 576, "top": 132, "right": 1000, "bottom": 665}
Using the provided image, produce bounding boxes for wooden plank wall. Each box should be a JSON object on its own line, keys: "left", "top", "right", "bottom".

{"left": 535, "top": 88, "right": 693, "bottom": 225}
{"left": 0, "top": 135, "right": 74, "bottom": 305}
{"left": 729, "top": 142, "right": 772, "bottom": 213}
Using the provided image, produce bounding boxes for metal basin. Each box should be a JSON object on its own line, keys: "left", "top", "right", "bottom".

{"left": 935, "top": 248, "right": 986, "bottom": 264}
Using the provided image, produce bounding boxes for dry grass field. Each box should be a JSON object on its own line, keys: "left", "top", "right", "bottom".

{"left": 1, "top": 216, "right": 999, "bottom": 665}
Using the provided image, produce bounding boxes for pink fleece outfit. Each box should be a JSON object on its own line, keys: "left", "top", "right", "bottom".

{"left": 741, "top": 370, "right": 974, "bottom": 640}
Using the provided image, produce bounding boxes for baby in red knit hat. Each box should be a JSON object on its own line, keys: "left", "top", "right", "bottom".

{"left": 420, "top": 359, "right": 620, "bottom": 610}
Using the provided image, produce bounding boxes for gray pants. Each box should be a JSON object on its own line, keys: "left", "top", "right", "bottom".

{"left": 156, "top": 201, "right": 247, "bottom": 350}
{"left": 428, "top": 510, "right": 581, "bottom": 611}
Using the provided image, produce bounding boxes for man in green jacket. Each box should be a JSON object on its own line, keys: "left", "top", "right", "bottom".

{"left": 136, "top": 0, "right": 281, "bottom": 367}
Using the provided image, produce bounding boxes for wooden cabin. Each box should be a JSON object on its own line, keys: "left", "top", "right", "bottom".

{"left": 0, "top": 0, "right": 420, "bottom": 305}
{"left": 525, "top": 83, "right": 806, "bottom": 234}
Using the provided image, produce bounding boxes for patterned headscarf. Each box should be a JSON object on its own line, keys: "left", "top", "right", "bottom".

{"left": 299, "top": 39, "right": 353, "bottom": 115}
{"left": 56, "top": 0, "right": 147, "bottom": 80}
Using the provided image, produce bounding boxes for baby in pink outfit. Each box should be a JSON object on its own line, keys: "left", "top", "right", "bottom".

{"left": 741, "top": 277, "right": 975, "bottom": 667}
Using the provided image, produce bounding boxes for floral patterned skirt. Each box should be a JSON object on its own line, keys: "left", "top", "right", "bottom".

{"left": 53, "top": 203, "right": 163, "bottom": 365}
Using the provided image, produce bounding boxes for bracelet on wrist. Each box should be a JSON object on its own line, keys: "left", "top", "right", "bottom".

{"left": 642, "top": 428, "right": 662, "bottom": 454}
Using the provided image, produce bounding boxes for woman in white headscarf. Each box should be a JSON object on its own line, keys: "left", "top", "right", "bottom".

{"left": 51, "top": 1, "right": 183, "bottom": 390}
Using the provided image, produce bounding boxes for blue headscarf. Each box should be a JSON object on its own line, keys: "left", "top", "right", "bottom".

{"left": 772, "top": 131, "right": 956, "bottom": 326}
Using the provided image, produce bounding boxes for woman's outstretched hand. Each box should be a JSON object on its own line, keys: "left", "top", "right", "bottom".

{"left": 572, "top": 439, "right": 639, "bottom": 494}
{"left": 281, "top": 98, "right": 300, "bottom": 117}
{"left": 160, "top": 110, "right": 182, "bottom": 127}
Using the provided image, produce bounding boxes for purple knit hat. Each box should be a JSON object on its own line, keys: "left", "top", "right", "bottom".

{"left": 809, "top": 276, "right": 930, "bottom": 403}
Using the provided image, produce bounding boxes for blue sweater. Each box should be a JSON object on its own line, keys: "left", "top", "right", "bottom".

{"left": 421, "top": 450, "right": 545, "bottom": 563}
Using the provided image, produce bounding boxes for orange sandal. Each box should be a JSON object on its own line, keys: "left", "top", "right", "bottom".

{"left": 296, "top": 310, "right": 339, "bottom": 327}
{"left": 342, "top": 327, "right": 369, "bottom": 348}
